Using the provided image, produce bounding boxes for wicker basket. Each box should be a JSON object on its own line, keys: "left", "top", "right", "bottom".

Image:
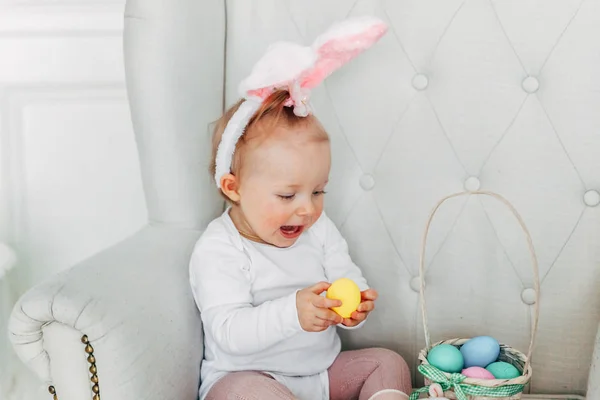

{"left": 412, "top": 191, "right": 540, "bottom": 400}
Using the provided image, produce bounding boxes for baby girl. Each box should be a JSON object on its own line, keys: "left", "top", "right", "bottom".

{"left": 189, "top": 16, "right": 412, "bottom": 400}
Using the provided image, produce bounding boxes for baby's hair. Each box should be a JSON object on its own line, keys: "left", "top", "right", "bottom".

{"left": 209, "top": 89, "right": 329, "bottom": 199}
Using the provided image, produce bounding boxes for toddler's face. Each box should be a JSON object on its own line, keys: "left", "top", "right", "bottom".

{"left": 236, "top": 125, "right": 330, "bottom": 248}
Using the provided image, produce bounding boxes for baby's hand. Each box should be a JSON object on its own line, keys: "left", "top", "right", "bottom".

{"left": 296, "top": 282, "right": 343, "bottom": 332}
{"left": 341, "top": 288, "right": 377, "bottom": 327}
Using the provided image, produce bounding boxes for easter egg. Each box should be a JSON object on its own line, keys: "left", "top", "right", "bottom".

{"left": 462, "top": 366, "right": 495, "bottom": 379}
{"left": 427, "top": 344, "right": 464, "bottom": 373}
{"left": 326, "top": 278, "right": 361, "bottom": 318}
{"left": 460, "top": 336, "right": 501, "bottom": 368}
{"left": 486, "top": 362, "right": 521, "bottom": 379}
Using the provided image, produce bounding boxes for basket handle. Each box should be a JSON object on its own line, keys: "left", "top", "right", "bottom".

{"left": 419, "top": 190, "right": 540, "bottom": 374}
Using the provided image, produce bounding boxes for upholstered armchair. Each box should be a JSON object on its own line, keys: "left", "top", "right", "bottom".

{"left": 8, "top": 0, "right": 600, "bottom": 399}
{"left": 9, "top": 1, "right": 223, "bottom": 399}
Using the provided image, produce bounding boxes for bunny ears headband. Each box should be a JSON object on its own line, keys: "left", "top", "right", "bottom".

{"left": 214, "top": 16, "right": 388, "bottom": 187}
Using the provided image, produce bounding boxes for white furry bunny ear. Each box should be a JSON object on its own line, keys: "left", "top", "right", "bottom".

{"left": 301, "top": 15, "right": 388, "bottom": 89}
{"left": 238, "top": 42, "right": 317, "bottom": 101}
{"left": 238, "top": 15, "right": 387, "bottom": 104}
{"left": 215, "top": 16, "right": 388, "bottom": 187}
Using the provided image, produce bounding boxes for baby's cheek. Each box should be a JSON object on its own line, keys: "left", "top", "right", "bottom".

{"left": 258, "top": 202, "right": 287, "bottom": 228}
{"left": 264, "top": 211, "right": 288, "bottom": 229}
{"left": 314, "top": 202, "right": 324, "bottom": 217}
{"left": 308, "top": 205, "right": 324, "bottom": 227}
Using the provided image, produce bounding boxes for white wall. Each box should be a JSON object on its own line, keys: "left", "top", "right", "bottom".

{"left": 0, "top": 1, "right": 147, "bottom": 398}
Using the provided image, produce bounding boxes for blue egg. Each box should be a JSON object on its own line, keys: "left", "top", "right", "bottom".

{"left": 460, "top": 336, "right": 500, "bottom": 368}
{"left": 427, "top": 344, "right": 464, "bottom": 373}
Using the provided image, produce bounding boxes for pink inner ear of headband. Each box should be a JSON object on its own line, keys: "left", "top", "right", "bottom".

{"left": 301, "top": 22, "right": 388, "bottom": 90}
{"left": 242, "top": 16, "right": 388, "bottom": 103}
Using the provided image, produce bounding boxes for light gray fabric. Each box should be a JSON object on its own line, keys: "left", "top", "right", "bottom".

{"left": 8, "top": 0, "right": 600, "bottom": 398}
{"left": 42, "top": 323, "right": 95, "bottom": 400}
{"left": 588, "top": 322, "right": 600, "bottom": 398}
{"left": 9, "top": 226, "right": 203, "bottom": 399}
{"left": 225, "top": 1, "right": 600, "bottom": 396}
{"left": 124, "top": 0, "right": 225, "bottom": 229}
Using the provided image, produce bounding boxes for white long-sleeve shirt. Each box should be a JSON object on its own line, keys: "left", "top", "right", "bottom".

{"left": 189, "top": 209, "right": 369, "bottom": 400}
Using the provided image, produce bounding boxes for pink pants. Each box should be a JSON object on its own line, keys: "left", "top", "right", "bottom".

{"left": 205, "top": 348, "right": 412, "bottom": 400}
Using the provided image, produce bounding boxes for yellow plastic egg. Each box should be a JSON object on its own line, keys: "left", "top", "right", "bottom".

{"left": 326, "top": 278, "right": 361, "bottom": 318}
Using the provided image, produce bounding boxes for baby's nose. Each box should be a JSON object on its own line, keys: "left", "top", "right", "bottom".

{"left": 296, "top": 201, "right": 316, "bottom": 216}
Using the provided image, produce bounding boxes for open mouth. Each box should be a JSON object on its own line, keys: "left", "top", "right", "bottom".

{"left": 279, "top": 225, "right": 304, "bottom": 239}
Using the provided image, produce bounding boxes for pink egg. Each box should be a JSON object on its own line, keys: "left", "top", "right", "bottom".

{"left": 462, "top": 366, "right": 495, "bottom": 379}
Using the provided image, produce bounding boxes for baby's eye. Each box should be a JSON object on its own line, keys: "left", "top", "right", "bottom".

{"left": 278, "top": 194, "right": 295, "bottom": 200}
{"left": 313, "top": 190, "right": 327, "bottom": 196}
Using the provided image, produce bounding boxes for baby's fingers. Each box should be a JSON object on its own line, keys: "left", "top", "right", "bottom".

{"left": 312, "top": 294, "right": 342, "bottom": 309}
{"left": 342, "top": 317, "right": 361, "bottom": 327}
{"left": 350, "top": 311, "right": 367, "bottom": 322}
{"left": 361, "top": 289, "right": 378, "bottom": 301}
{"left": 357, "top": 300, "right": 375, "bottom": 313}
{"left": 315, "top": 308, "right": 343, "bottom": 325}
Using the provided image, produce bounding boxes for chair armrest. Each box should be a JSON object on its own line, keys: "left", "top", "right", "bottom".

{"left": 9, "top": 225, "right": 203, "bottom": 400}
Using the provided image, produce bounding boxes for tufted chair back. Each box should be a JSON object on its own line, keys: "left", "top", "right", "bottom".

{"left": 124, "top": 0, "right": 600, "bottom": 394}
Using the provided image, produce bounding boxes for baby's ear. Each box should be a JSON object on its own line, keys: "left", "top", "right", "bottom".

{"left": 220, "top": 173, "right": 241, "bottom": 203}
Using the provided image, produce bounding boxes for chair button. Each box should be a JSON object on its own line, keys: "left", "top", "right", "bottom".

{"left": 584, "top": 190, "right": 600, "bottom": 207}
{"left": 464, "top": 176, "right": 481, "bottom": 192}
{"left": 410, "top": 276, "right": 423, "bottom": 293}
{"left": 521, "top": 288, "right": 537, "bottom": 305}
{"left": 522, "top": 76, "right": 539, "bottom": 93}
{"left": 359, "top": 174, "right": 375, "bottom": 191}
{"left": 412, "top": 73, "right": 429, "bottom": 91}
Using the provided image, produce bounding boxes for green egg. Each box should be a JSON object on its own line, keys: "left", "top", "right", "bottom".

{"left": 486, "top": 361, "right": 521, "bottom": 379}
{"left": 427, "top": 344, "right": 464, "bottom": 373}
